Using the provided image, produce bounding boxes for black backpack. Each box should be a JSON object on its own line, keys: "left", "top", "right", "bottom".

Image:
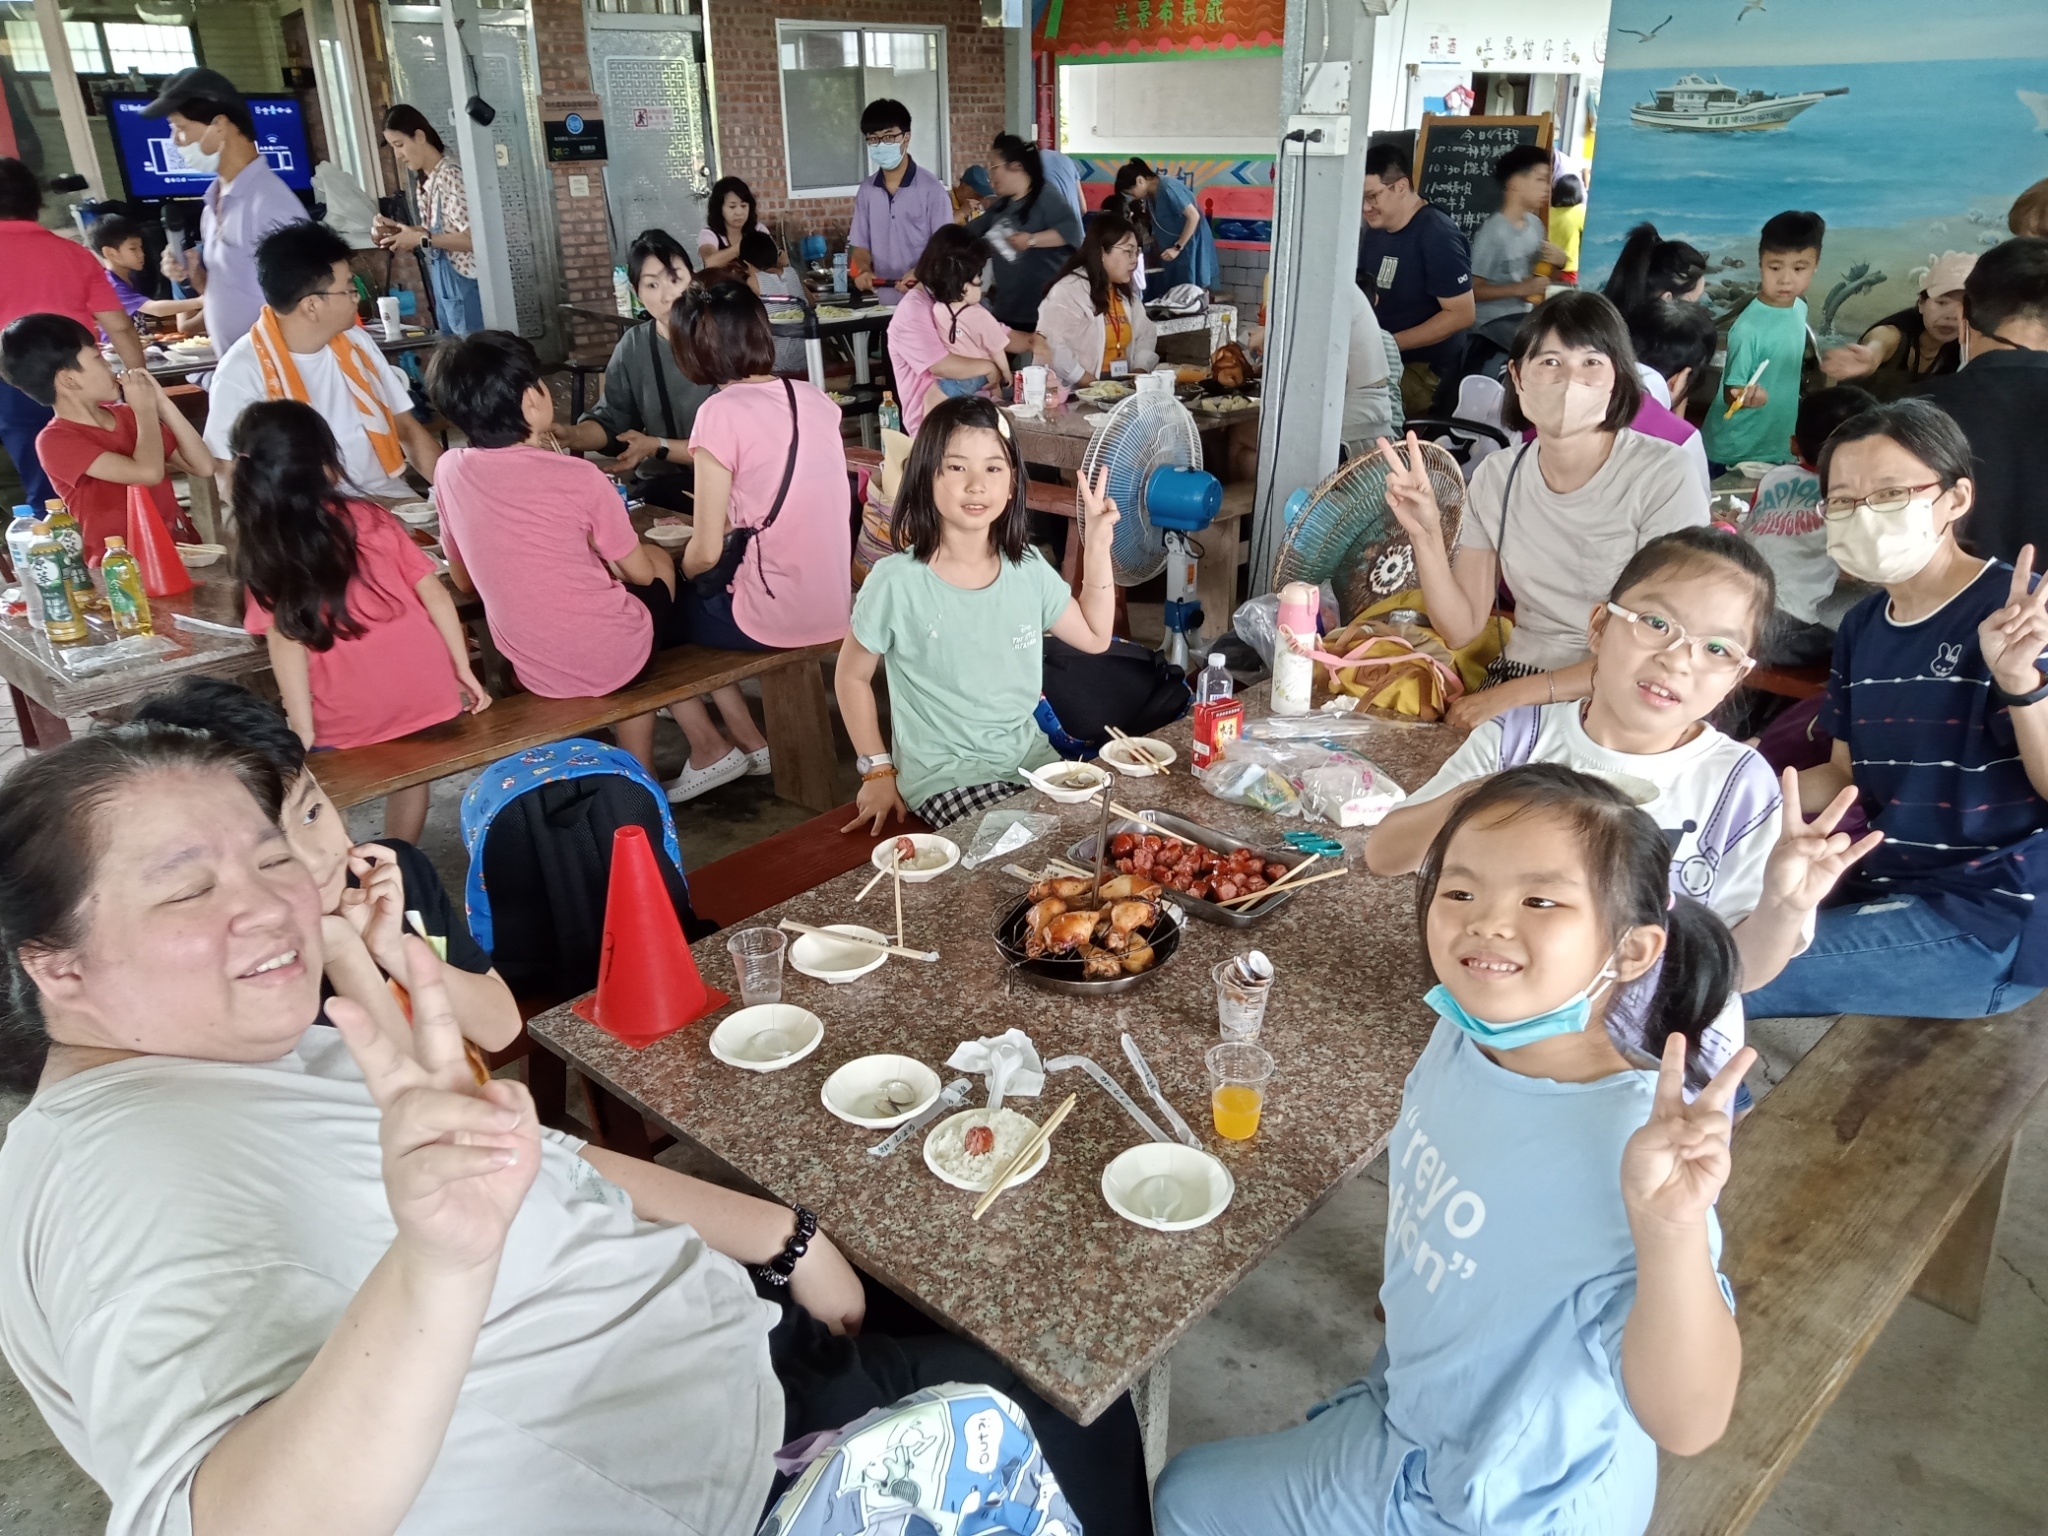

{"left": 461, "top": 742, "right": 717, "bottom": 1001}
{"left": 1039, "top": 635, "right": 1192, "bottom": 751}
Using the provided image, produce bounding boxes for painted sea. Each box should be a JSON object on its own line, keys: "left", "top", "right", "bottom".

{"left": 1585, "top": 59, "right": 2048, "bottom": 318}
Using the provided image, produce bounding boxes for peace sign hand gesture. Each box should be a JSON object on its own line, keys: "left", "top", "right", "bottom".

{"left": 1375, "top": 432, "right": 1442, "bottom": 547}
{"left": 1079, "top": 465, "right": 1121, "bottom": 556}
{"left": 1978, "top": 544, "right": 2048, "bottom": 697}
{"left": 1760, "top": 766, "right": 1883, "bottom": 914}
{"left": 1620, "top": 1035, "right": 1756, "bottom": 1233}
{"left": 329, "top": 936, "right": 539, "bottom": 1275}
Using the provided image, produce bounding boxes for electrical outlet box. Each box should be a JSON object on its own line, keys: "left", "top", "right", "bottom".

{"left": 1286, "top": 115, "right": 1351, "bottom": 156}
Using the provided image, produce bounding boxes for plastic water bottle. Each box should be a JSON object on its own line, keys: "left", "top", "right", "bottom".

{"left": 6, "top": 505, "right": 43, "bottom": 628}
{"left": 1196, "top": 653, "right": 1234, "bottom": 706}
{"left": 877, "top": 391, "right": 901, "bottom": 433}
{"left": 832, "top": 251, "right": 849, "bottom": 293}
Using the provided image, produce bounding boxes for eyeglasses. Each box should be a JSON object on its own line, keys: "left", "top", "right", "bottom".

{"left": 1110, "top": 242, "right": 1142, "bottom": 258}
{"left": 863, "top": 130, "right": 907, "bottom": 145}
{"left": 1604, "top": 603, "right": 1755, "bottom": 674}
{"left": 1820, "top": 482, "right": 1943, "bottom": 520}
{"left": 314, "top": 287, "right": 355, "bottom": 302}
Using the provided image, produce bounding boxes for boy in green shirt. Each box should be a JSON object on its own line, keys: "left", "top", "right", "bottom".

{"left": 1704, "top": 209, "right": 1825, "bottom": 472}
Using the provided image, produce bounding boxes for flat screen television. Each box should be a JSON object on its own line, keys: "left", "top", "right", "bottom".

{"left": 106, "top": 93, "right": 315, "bottom": 202}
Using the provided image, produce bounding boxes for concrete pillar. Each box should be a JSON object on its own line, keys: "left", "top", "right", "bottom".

{"left": 1004, "top": 25, "right": 1033, "bottom": 139}
{"left": 1245, "top": 0, "right": 1383, "bottom": 595}
{"left": 438, "top": 0, "right": 518, "bottom": 332}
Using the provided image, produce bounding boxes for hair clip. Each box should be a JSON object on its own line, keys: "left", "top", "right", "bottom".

{"left": 1667, "top": 891, "right": 1676, "bottom": 912}
{"left": 994, "top": 410, "right": 1012, "bottom": 441}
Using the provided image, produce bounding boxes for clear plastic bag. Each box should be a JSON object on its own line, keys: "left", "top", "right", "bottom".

{"left": 962, "top": 808, "right": 1060, "bottom": 869}
{"left": 1197, "top": 735, "right": 1406, "bottom": 826}
{"left": 1232, "top": 594, "right": 1280, "bottom": 661}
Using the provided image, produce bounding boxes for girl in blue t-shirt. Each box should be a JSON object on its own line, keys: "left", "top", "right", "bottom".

{"left": 1744, "top": 399, "right": 2048, "bottom": 1020}
{"left": 1155, "top": 763, "right": 1755, "bottom": 1536}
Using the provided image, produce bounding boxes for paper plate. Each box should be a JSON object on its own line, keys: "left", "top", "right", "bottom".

{"left": 821, "top": 1054, "right": 942, "bottom": 1129}
{"left": 869, "top": 833, "right": 960, "bottom": 884}
{"left": 924, "top": 1107, "right": 1051, "bottom": 1192}
{"left": 788, "top": 924, "right": 888, "bottom": 984}
{"left": 391, "top": 500, "right": 438, "bottom": 526}
{"left": 645, "top": 522, "right": 690, "bottom": 548}
{"left": 1098, "top": 737, "right": 1176, "bottom": 778}
{"left": 1023, "top": 760, "right": 1111, "bottom": 804}
{"left": 1100, "top": 1142, "right": 1235, "bottom": 1231}
{"left": 707, "top": 1004, "right": 823, "bottom": 1071}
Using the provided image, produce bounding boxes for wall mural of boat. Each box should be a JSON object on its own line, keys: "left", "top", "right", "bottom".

{"left": 1630, "top": 73, "right": 1849, "bottom": 131}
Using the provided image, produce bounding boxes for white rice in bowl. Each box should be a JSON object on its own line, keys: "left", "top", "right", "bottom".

{"left": 925, "top": 1107, "right": 1040, "bottom": 1189}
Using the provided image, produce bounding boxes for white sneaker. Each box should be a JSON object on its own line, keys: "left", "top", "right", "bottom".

{"left": 744, "top": 747, "right": 772, "bottom": 777}
{"left": 665, "top": 748, "right": 748, "bottom": 802}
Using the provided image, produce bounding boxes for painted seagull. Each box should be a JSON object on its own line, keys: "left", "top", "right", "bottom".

{"left": 1617, "top": 14, "right": 1674, "bottom": 41}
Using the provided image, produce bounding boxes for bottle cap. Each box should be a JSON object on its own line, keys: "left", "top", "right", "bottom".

{"left": 1207, "top": 652, "right": 1225, "bottom": 667}
{"left": 104, "top": 537, "right": 126, "bottom": 550}
{"left": 10, "top": 506, "right": 31, "bottom": 519}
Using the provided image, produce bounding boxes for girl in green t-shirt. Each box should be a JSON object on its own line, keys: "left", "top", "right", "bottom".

{"left": 838, "top": 395, "right": 1122, "bottom": 831}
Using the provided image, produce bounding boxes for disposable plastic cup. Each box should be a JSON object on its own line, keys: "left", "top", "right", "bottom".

{"left": 1208, "top": 1042, "right": 1275, "bottom": 1141}
{"left": 726, "top": 927, "right": 788, "bottom": 1006}
{"left": 1214, "top": 958, "right": 1273, "bottom": 1041}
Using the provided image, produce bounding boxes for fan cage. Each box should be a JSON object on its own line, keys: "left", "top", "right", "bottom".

{"left": 1074, "top": 394, "right": 1204, "bottom": 587}
{"left": 1271, "top": 439, "right": 1466, "bottom": 624}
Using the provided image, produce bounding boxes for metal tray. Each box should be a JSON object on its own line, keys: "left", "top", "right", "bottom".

{"left": 1068, "top": 811, "right": 1300, "bottom": 929}
{"left": 993, "top": 893, "right": 1185, "bottom": 998}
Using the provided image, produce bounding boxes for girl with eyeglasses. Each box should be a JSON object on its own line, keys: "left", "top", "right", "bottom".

{"left": 1369, "top": 528, "right": 1879, "bottom": 1089}
{"left": 1741, "top": 399, "right": 2048, "bottom": 1020}
{"left": 1039, "top": 213, "right": 1159, "bottom": 388}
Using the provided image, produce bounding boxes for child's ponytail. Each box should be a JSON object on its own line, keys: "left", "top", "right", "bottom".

{"left": 228, "top": 399, "right": 370, "bottom": 652}
{"left": 1650, "top": 894, "right": 1740, "bottom": 1083}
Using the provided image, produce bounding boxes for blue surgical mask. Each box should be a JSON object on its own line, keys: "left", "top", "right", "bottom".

{"left": 1425, "top": 958, "right": 1617, "bottom": 1051}
{"left": 868, "top": 141, "right": 904, "bottom": 172}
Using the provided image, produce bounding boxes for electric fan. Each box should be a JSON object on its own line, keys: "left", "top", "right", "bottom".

{"left": 1272, "top": 439, "right": 1466, "bottom": 624}
{"left": 1075, "top": 392, "right": 1223, "bottom": 669}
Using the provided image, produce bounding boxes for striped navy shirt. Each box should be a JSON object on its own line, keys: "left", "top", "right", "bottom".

{"left": 1824, "top": 559, "right": 2048, "bottom": 982}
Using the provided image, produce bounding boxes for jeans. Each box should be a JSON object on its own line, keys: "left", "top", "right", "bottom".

{"left": 0, "top": 376, "right": 55, "bottom": 507}
{"left": 1742, "top": 893, "right": 2043, "bottom": 1019}
{"left": 426, "top": 246, "right": 484, "bottom": 336}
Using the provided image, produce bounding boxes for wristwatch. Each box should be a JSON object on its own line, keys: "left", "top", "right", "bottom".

{"left": 855, "top": 751, "right": 893, "bottom": 775}
{"left": 655, "top": 440, "right": 671, "bottom": 462}
{"left": 752, "top": 1204, "right": 817, "bottom": 1287}
{"left": 1994, "top": 673, "right": 2048, "bottom": 708}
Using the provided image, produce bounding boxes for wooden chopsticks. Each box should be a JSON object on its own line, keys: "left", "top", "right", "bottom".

{"left": 971, "top": 1092, "right": 1078, "bottom": 1220}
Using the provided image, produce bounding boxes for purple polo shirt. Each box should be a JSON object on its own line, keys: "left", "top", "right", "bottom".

{"left": 199, "top": 155, "right": 308, "bottom": 349}
{"left": 849, "top": 157, "right": 954, "bottom": 300}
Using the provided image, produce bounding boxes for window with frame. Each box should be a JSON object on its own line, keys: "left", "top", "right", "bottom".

{"left": 101, "top": 22, "right": 197, "bottom": 74}
{"left": 775, "top": 21, "right": 944, "bottom": 198}
{"left": 3, "top": 19, "right": 106, "bottom": 73}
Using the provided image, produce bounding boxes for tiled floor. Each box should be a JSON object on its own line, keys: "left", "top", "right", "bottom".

{"left": 1, "top": 696, "right": 2044, "bottom": 1533}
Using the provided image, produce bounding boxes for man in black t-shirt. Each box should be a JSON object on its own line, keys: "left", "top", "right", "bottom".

{"left": 1913, "top": 237, "right": 2048, "bottom": 565}
{"left": 1356, "top": 143, "right": 1476, "bottom": 417}
{"left": 131, "top": 678, "right": 523, "bottom": 1052}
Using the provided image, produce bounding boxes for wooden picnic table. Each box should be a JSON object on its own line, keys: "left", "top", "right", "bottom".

{"left": 140, "top": 327, "right": 444, "bottom": 384}
{"left": 529, "top": 695, "right": 1458, "bottom": 1429}
{"left": 0, "top": 556, "right": 262, "bottom": 745}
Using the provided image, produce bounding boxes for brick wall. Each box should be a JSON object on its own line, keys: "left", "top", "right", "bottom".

{"left": 1214, "top": 244, "right": 1271, "bottom": 313}
{"left": 532, "top": 0, "right": 622, "bottom": 362}
{"left": 702, "top": 0, "right": 1004, "bottom": 248}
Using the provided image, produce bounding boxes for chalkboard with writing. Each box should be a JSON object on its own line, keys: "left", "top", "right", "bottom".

{"left": 1412, "top": 114, "right": 1553, "bottom": 241}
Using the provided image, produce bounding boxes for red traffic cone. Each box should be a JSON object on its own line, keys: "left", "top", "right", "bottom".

{"left": 126, "top": 486, "right": 192, "bottom": 598}
{"left": 573, "top": 825, "right": 727, "bottom": 1047}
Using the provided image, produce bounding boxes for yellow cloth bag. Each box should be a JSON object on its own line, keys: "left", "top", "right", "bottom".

{"left": 1356, "top": 590, "right": 1511, "bottom": 694}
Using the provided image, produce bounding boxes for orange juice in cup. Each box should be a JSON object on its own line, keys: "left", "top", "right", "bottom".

{"left": 1207, "top": 1042, "right": 1274, "bottom": 1141}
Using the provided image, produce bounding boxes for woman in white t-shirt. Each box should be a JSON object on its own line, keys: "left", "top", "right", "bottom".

{"left": 1380, "top": 291, "right": 1708, "bottom": 729}
{"left": 0, "top": 728, "right": 1148, "bottom": 1534}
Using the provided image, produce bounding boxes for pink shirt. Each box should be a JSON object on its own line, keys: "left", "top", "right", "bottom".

{"left": 887, "top": 289, "right": 949, "bottom": 435}
{"left": 689, "top": 379, "right": 852, "bottom": 648}
{"left": 434, "top": 446, "right": 652, "bottom": 697}
{"left": 242, "top": 501, "right": 461, "bottom": 750}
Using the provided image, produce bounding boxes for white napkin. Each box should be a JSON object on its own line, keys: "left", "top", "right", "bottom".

{"left": 946, "top": 1029, "right": 1045, "bottom": 1111}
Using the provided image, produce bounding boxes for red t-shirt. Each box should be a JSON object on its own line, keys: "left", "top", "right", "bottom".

{"left": 33, "top": 406, "right": 196, "bottom": 561}
{"left": 0, "top": 220, "right": 120, "bottom": 332}
{"left": 243, "top": 500, "right": 462, "bottom": 750}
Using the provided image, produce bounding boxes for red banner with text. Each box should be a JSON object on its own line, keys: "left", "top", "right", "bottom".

{"left": 1038, "top": 0, "right": 1284, "bottom": 61}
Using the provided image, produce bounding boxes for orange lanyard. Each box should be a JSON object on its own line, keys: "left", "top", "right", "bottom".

{"left": 1103, "top": 288, "right": 1131, "bottom": 370}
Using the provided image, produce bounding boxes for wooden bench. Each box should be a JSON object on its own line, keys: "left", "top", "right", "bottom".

{"left": 1747, "top": 664, "right": 1828, "bottom": 701}
{"left": 310, "top": 641, "right": 846, "bottom": 814}
{"left": 1646, "top": 1000, "right": 2048, "bottom": 1533}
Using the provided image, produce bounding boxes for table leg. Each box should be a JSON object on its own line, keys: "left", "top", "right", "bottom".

{"left": 760, "top": 658, "right": 843, "bottom": 813}
{"left": 8, "top": 686, "right": 69, "bottom": 749}
{"left": 1196, "top": 519, "right": 1247, "bottom": 644}
{"left": 185, "top": 475, "right": 220, "bottom": 543}
{"left": 1131, "top": 1355, "right": 1172, "bottom": 1485}
{"left": 1910, "top": 1139, "right": 2013, "bottom": 1323}
{"left": 805, "top": 339, "right": 827, "bottom": 393}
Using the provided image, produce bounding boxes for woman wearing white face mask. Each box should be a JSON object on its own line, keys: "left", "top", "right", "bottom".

{"left": 1744, "top": 400, "right": 2048, "bottom": 1021}
{"left": 1381, "top": 291, "right": 1710, "bottom": 729}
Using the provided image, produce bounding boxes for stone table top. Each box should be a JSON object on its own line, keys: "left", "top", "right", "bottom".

{"left": 529, "top": 703, "right": 1460, "bottom": 1423}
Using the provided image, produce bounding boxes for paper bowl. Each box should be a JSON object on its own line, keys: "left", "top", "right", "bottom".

{"left": 923, "top": 1107, "right": 1051, "bottom": 1192}
{"left": 1101, "top": 1142, "right": 1236, "bottom": 1231}
{"left": 788, "top": 924, "right": 889, "bottom": 984}
{"left": 176, "top": 543, "right": 226, "bottom": 568}
{"left": 707, "top": 1003, "right": 824, "bottom": 1071}
{"left": 821, "top": 1054, "right": 942, "bottom": 1128}
{"left": 391, "top": 500, "right": 438, "bottom": 527}
{"left": 869, "top": 833, "right": 960, "bottom": 884}
{"left": 1733, "top": 461, "right": 1776, "bottom": 480}
{"left": 1098, "top": 737, "right": 1176, "bottom": 778}
{"left": 645, "top": 522, "right": 691, "bottom": 548}
{"left": 1023, "top": 760, "right": 1111, "bottom": 803}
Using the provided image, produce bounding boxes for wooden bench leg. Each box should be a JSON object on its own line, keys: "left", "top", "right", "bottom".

{"left": 10, "top": 686, "right": 69, "bottom": 749}
{"left": 1910, "top": 1141, "right": 2012, "bottom": 1323}
{"left": 760, "top": 659, "right": 842, "bottom": 813}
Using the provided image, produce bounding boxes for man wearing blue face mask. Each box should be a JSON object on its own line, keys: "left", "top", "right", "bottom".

{"left": 850, "top": 99, "right": 955, "bottom": 305}
{"left": 143, "top": 68, "right": 309, "bottom": 354}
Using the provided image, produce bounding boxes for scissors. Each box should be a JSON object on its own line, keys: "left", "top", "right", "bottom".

{"left": 1281, "top": 829, "right": 1345, "bottom": 857}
